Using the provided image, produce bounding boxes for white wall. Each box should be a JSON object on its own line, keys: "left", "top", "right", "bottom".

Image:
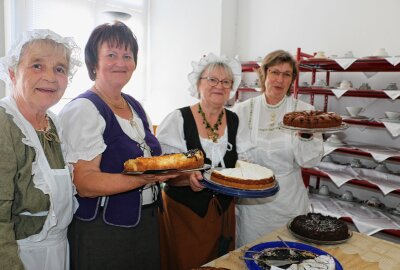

{"left": 146, "top": 0, "right": 230, "bottom": 124}
{"left": 146, "top": 0, "right": 400, "bottom": 124}
{"left": 236, "top": 0, "right": 400, "bottom": 60}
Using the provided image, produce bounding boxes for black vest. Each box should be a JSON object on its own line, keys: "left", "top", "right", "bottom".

{"left": 164, "top": 106, "right": 238, "bottom": 217}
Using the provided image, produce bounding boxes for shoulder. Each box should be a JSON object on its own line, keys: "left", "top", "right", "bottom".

{"left": 225, "top": 107, "right": 239, "bottom": 121}
{"left": 159, "top": 109, "right": 183, "bottom": 126}
{"left": 59, "top": 98, "right": 98, "bottom": 119}
{"left": 0, "top": 107, "right": 13, "bottom": 130}
{"left": 58, "top": 98, "right": 105, "bottom": 133}
{"left": 232, "top": 96, "right": 259, "bottom": 118}
{"left": 0, "top": 107, "right": 24, "bottom": 144}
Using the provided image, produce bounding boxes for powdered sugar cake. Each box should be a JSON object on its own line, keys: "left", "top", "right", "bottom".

{"left": 210, "top": 160, "right": 275, "bottom": 190}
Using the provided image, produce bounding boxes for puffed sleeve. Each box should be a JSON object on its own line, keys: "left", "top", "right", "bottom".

{"left": 231, "top": 99, "right": 258, "bottom": 162}
{"left": 58, "top": 98, "right": 107, "bottom": 163}
{"left": 292, "top": 100, "right": 324, "bottom": 167}
{"left": 0, "top": 111, "right": 24, "bottom": 270}
{"left": 156, "top": 110, "right": 187, "bottom": 154}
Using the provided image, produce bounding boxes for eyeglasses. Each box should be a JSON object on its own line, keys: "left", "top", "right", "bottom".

{"left": 200, "top": 77, "right": 233, "bottom": 89}
{"left": 267, "top": 69, "right": 293, "bottom": 80}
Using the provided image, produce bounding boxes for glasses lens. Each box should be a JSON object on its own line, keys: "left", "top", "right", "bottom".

{"left": 268, "top": 69, "right": 292, "bottom": 80}
{"left": 222, "top": 80, "right": 232, "bottom": 89}
{"left": 207, "top": 77, "right": 219, "bottom": 87}
{"left": 205, "top": 77, "right": 232, "bottom": 88}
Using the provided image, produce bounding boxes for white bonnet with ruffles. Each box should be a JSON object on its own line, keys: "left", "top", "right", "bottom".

{"left": 0, "top": 29, "right": 81, "bottom": 87}
{"left": 187, "top": 53, "right": 242, "bottom": 99}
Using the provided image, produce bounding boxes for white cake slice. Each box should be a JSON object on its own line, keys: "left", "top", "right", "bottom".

{"left": 210, "top": 161, "right": 275, "bottom": 190}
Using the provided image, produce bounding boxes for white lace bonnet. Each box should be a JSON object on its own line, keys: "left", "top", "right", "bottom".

{"left": 187, "top": 53, "right": 242, "bottom": 99}
{"left": 0, "top": 29, "right": 81, "bottom": 86}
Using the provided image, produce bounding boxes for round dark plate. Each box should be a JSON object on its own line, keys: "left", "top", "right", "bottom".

{"left": 244, "top": 241, "right": 343, "bottom": 270}
{"left": 286, "top": 219, "right": 353, "bottom": 245}
{"left": 201, "top": 171, "right": 279, "bottom": 198}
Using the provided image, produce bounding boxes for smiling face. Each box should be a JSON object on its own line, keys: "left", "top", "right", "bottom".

{"left": 95, "top": 42, "right": 136, "bottom": 90}
{"left": 264, "top": 62, "right": 294, "bottom": 104}
{"left": 10, "top": 40, "right": 69, "bottom": 112}
{"left": 198, "top": 65, "right": 232, "bottom": 107}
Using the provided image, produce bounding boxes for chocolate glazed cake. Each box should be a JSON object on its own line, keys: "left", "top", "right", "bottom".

{"left": 290, "top": 213, "right": 349, "bottom": 241}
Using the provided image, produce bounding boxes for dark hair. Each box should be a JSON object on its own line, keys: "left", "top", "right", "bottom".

{"left": 258, "top": 50, "right": 298, "bottom": 94}
{"left": 85, "top": 20, "right": 138, "bottom": 81}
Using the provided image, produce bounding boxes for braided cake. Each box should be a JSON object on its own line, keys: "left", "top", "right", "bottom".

{"left": 283, "top": 111, "right": 342, "bottom": 128}
{"left": 124, "top": 149, "right": 204, "bottom": 172}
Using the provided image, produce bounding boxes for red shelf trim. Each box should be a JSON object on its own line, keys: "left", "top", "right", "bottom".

{"left": 334, "top": 148, "right": 400, "bottom": 162}
{"left": 299, "top": 58, "right": 400, "bottom": 72}
{"left": 241, "top": 61, "right": 260, "bottom": 72}
{"left": 297, "top": 88, "right": 399, "bottom": 99}
{"left": 301, "top": 168, "right": 400, "bottom": 194}
{"left": 342, "top": 119, "right": 384, "bottom": 127}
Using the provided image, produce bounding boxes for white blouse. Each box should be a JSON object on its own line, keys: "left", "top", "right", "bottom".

{"left": 156, "top": 109, "right": 232, "bottom": 168}
{"left": 58, "top": 98, "right": 155, "bottom": 205}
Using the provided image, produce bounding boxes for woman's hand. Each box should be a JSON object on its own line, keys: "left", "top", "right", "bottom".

{"left": 298, "top": 132, "right": 313, "bottom": 139}
{"left": 139, "top": 172, "right": 178, "bottom": 183}
{"left": 189, "top": 171, "right": 205, "bottom": 192}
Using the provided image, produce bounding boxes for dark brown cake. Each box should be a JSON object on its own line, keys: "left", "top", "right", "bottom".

{"left": 290, "top": 213, "right": 349, "bottom": 241}
{"left": 283, "top": 110, "right": 342, "bottom": 128}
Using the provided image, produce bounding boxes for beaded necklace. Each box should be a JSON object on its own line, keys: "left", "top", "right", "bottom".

{"left": 198, "top": 103, "right": 224, "bottom": 143}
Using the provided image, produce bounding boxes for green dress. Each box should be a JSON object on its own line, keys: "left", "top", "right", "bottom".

{"left": 0, "top": 107, "right": 65, "bottom": 269}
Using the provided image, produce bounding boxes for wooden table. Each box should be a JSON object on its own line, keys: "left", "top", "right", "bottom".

{"left": 204, "top": 226, "right": 400, "bottom": 270}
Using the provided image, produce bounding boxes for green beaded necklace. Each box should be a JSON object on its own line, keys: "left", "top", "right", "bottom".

{"left": 198, "top": 103, "right": 224, "bottom": 143}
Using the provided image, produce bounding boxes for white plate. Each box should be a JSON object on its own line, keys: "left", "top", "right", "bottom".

{"left": 378, "top": 117, "right": 400, "bottom": 123}
{"left": 279, "top": 123, "right": 348, "bottom": 134}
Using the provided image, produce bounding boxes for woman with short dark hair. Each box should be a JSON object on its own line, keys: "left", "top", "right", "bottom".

{"left": 59, "top": 21, "right": 176, "bottom": 270}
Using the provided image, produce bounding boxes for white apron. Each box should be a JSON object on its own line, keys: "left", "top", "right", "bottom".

{"left": 235, "top": 95, "right": 310, "bottom": 247}
{"left": 1, "top": 97, "right": 76, "bottom": 270}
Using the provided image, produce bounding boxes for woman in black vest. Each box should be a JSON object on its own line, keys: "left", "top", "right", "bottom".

{"left": 156, "top": 53, "right": 242, "bottom": 270}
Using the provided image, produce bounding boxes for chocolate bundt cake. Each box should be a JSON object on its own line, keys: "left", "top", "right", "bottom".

{"left": 283, "top": 111, "right": 342, "bottom": 129}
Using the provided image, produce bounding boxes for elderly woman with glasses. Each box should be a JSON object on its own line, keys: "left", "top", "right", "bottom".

{"left": 233, "top": 50, "right": 324, "bottom": 247}
{"left": 156, "top": 53, "right": 242, "bottom": 270}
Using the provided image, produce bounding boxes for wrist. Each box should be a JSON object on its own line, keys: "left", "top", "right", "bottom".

{"left": 298, "top": 132, "right": 313, "bottom": 140}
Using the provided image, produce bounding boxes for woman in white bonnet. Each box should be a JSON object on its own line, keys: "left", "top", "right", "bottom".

{"left": 156, "top": 53, "right": 242, "bottom": 270}
{"left": 0, "top": 29, "right": 80, "bottom": 270}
